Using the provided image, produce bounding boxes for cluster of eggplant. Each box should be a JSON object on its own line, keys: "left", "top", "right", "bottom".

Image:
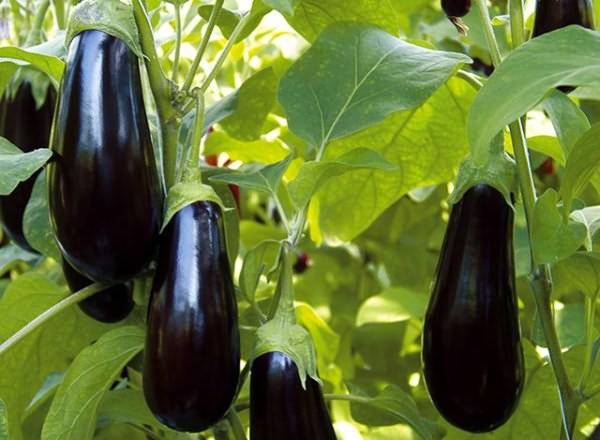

{"left": 0, "top": 28, "right": 336, "bottom": 436}
{"left": 425, "top": 0, "right": 594, "bottom": 434}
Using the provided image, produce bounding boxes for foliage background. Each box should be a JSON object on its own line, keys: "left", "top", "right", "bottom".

{"left": 1, "top": 0, "right": 600, "bottom": 439}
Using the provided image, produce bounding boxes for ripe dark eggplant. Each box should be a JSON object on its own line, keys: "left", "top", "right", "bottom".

{"left": 532, "top": 0, "right": 594, "bottom": 36}
{"left": 422, "top": 184, "right": 524, "bottom": 433}
{"left": 48, "top": 30, "right": 162, "bottom": 283}
{"left": 144, "top": 201, "right": 240, "bottom": 432}
{"left": 0, "top": 81, "right": 55, "bottom": 253}
{"left": 442, "top": 0, "right": 471, "bottom": 18}
{"left": 250, "top": 351, "right": 336, "bottom": 440}
{"left": 62, "top": 257, "right": 134, "bottom": 323}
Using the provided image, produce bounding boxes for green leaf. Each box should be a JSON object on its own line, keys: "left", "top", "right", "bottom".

{"left": 210, "top": 155, "right": 292, "bottom": 196}
{"left": 561, "top": 124, "right": 600, "bottom": 213}
{"left": 42, "top": 326, "right": 145, "bottom": 440}
{"left": 527, "top": 135, "right": 566, "bottom": 166}
{"left": 97, "top": 389, "right": 179, "bottom": 434}
{"left": 0, "top": 399, "right": 7, "bottom": 440}
{"left": 66, "top": 0, "right": 143, "bottom": 58}
{"left": 356, "top": 287, "right": 428, "bottom": 327}
{"left": 295, "top": 302, "right": 340, "bottom": 372}
{"left": 542, "top": 90, "right": 590, "bottom": 155}
{"left": 279, "top": 22, "right": 470, "bottom": 149}
{"left": 532, "top": 303, "right": 587, "bottom": 349}
{"left": 553, "top": 252, "right": 600, "bottom": 298}
{"left": 23, "top": 171, "right": 61, "bottom": 261}
{"left": 0, "top": 45, "right": 64, "bottom": 85}
{"left": 348, "top": 385, "right": 441, "bottom": 440}
{"left": 571, "top": 206, "right": 600, "bottom": 250}
{"left": 0, "top": 137, "right": 52, "bottom": 196}
{"left": 468, "top": 26, "right": 600, "bottom": 157}
{"left": 239, "top": 240, "right": 282, "bottom": 303}
{"left": 205, "top": 132, "right": 289, "bottom": 164}
{"left": 313, "top": 78, "right": 475, "bottom": 241}
{"left": 0, "top": 273, "right": 109, "bottom": 440}
{"left": 288, "top": 0, "right": 429, "bottom": 42}
{"left": 288, "top": 148, "right": 396, "bottom": 209}
{"left": 0, "top": 244, "right": 37, "bottom": 277}
{"left": 220, "top": 68, "right": 279, "bottom": 141}
{"left": 531, "top": 189, "right": 587, "bottom": 265}
{"left": 161, "top": 181, "right": 225, "bottom": 232}
{"left": 262, "top": 0, "right": 300, "bottom": 16}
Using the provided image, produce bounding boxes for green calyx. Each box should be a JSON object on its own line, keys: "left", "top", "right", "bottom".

{"left": 449, "top": 132, "right": 517, "bottom": 207}
{"left": 65, "top": 0, "right": 143, "bottom": 58}
{"left": 252, "top": 242, "right": 320, "bottom": 388}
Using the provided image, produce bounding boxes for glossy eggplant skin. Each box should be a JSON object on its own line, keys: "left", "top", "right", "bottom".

{"left": 0, "top": 82, "right": 55, "bottom": 253}
{"left": 442, "top": 0, "right": 471, "bottom": 18}
{"left": 532, "top": 0, "right": 594, "bottom": 36}
{"left": 62, "top": 257, "right": 134, "bottom": 323}
{"left": 48, "top": 30, "right": 161, "bottom": 283}
{"left": 144, "top": 201, "right": 240, "bottom": 432}
{"left": 422, "top": 185, "right": 524, "bottom": 433}
{"left": 250, "top": 351, "right": 337, "bottom": 440}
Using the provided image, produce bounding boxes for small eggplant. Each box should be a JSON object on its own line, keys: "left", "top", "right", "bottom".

{"left": 250, "top": 351, "right": 337, "bottom": 440}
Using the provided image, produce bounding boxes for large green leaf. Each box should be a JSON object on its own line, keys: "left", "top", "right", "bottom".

{"left": 289, "top": 0, "right": 431, "bottom": 41}
{"left": 542, "top": 90, "right": 590, "bottom": 155}
{"left": 0, "top": 138, "right": 52, "bottom": 196}
{"left": 468, "top": 26, "right": 600, "bottom": 158}
{"left": 314, "top": 78, "right": 475, "bottom": 241}
{"left": 41, "top": 326, "right": 144, "bottom": 440}
{"left": 279, "top": 22, "right": 470, "bottom": 149}
{"left": 0, "top": 273, "right": 110, "bottom": 440}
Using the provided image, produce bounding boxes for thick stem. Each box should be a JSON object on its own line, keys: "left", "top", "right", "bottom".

{"left": 475, "top": 0, "right": 576, "bottom": 437}
{"left": 171, "top": 1, "right": 182, "bottom": 83}
{"left": 0, "top": 283, "right": 108, "bottom": 358}
{"left": 132, "top": 0, "right": 179, "bottom": 188}
{"left": 508, "top": 0, "right": 525, "bottom": 49}
{"left": 199, "top": 13, "right": 252, "bottom": 94}
{"left": 182, "top": 0, "right": 224, "bottom": 94}
{"left": 25, "top": 0, "right": 49, "bottom": 46}
{"left": 267, "top": 242, "right": 295, "bottom": 323}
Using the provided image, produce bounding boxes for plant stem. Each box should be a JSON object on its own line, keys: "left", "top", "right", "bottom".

{"left": 132, "top": 0, "right": 179, "bottom": 188}
{"left": 325, "top": 393, "right": 369, "bottom": 404}
{"left": 578, "top": 294, "right": 597, "bottom": 392}
{"left": 182, "top": 90, "right": 205, "bottom": 184}
{"left": 25, "top": 0, "right": 49, "bottom": 46}
{"left": 171, "top": 1, "right": 182, "bottom": 83}
{"left": 51, "top": 0, "right": 65, "bottom": 30}
{"left": 0, "top": 284, "right": 108, "bottom": 358}
{"left": 508, "top": 0, "right": 525, "bottom": 49}
{"left": 227, "top": 409, "right": 247, "bottom": 440}
{"left": 456, "top": 69, "right": 484, "bottom": 90}
{"left": 199, "top": 12, "right": 252, "bottom": 94}
{"left": 182, "top": 0, "right": 224, "bottom": 94}
{"left": 475, "top": 0, "right": 576, "bottom": 437}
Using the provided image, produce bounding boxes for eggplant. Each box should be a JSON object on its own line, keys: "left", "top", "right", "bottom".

{"left": 48, "top": 30, "right": 162, "bottom": 283}
{"left": 0, "top": 81, "right": 55, "bottom": 253}
{"left": 143, "top": 201, "right": 240, "bottom": 432}
{"left": 62, "top": 257, "right": 134, "bottom": 323}
{"left": 442, "top": 0, "right": 471, "bottom": 18}
{"left": 250, "top": 351, "right": 336, "bottom": 440}
{"left": 532, "top": 0, "right": 594, "bottom": 36}
{"left": 422, "top": 184, "right": 524, "bottom": 433}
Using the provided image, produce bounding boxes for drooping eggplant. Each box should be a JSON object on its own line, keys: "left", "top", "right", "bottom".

{"left": 62, "top": 257, "right": 134, "bottom": 323}
{"left": 143, "top": 201, "right": 240, "bottom": 432}
{"left": 0, "top": 81, "right": 55, "bottom": 253}
{"left": 422, "top": 184, "right": 524, "bottom": 433}
{"left": 532, "top": 0, "right": 594, "bottom": 36}
{"left": 48, "top": 30, "right": 162, "bottom": 283}
{"left": 250, "top": 351, "right": 337, "bottom": 440}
